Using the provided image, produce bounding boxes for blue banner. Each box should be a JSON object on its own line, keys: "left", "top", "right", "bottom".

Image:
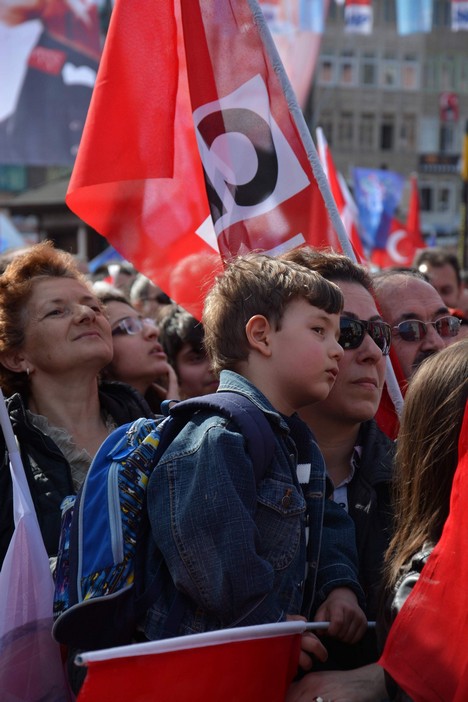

{"left": 396, "top": 0, "right": 432, "bottom": 35}
{"left": 352, "top": 168, "right": 405, "bottom": 253}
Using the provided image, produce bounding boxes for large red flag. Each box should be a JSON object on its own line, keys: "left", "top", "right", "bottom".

{"left": 66, "top": 0, "right": 333, "bottom": 319}
{"left": 371, "top": 174, "right": 426, "bottom": 269}
{"left": 76, "top": 622, "right": 304, "bottom": 702}
{"left": 379, "top": 401, "right": 468, "bottom": 701}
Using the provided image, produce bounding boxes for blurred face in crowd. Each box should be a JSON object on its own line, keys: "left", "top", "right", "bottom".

{"left": 417, "top": 262, "right": 463, "bottom": 309}
{"left": 105, "top": 300, "right": 171, "bottom": 396}
{"left": 175, "top": 342, "right": 219, "bottom": 400}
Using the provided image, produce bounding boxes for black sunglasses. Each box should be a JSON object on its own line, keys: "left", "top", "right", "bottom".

{"left": 339, "top": 317, "right": 392, "bottom": 355}
{"left": 392, "top": 315, "right": 461, "bottom": 342}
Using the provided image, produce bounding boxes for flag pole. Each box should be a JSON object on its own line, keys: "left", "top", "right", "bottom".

{"left": 248, "top": 0, "right": 403, "bottom": 416}
{"left": 247, "top": 0, "right": 355, "bottom": 261}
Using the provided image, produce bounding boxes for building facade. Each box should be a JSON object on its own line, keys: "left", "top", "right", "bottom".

{"left": 308, "top": 0, "right": 468, "bottom": 242}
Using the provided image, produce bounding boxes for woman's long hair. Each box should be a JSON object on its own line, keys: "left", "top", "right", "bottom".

{"left": 384, "top": 338, "right": 468, "bottom": 590}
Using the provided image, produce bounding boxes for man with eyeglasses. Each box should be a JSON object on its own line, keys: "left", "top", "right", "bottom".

{"left": 373, "top": 269, "right": 461, "bottom": 382}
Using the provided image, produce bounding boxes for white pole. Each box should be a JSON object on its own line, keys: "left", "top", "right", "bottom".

{"left": 248, "top": 0, "right": 404, "bottom": 416}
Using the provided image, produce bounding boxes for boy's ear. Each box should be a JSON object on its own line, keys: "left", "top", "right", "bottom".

{"left": 0, "top": 352, "right": 29, "bottom": 374}
{"left": 245, "top": 315, "right": 272, "bottom": 357}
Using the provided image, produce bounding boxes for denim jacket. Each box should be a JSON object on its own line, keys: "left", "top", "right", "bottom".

{"left": 144, "top": 370, "right": 364, "bottom": 639}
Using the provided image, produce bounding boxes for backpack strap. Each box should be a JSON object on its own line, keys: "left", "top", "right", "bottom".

{"left": 169, "top": 392, "right": 275, "bottom": 483}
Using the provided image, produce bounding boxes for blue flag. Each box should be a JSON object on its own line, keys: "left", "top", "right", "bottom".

{"left": 396, "top": 0, "right": 432, "bottom": 35}
{"left": 352, "top": 168, "right": 405, "bottom": 253}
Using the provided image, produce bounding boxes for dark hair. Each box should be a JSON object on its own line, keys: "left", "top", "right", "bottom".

{"left": 202, "top": 252, "right": 343, "bottom": 375}
{"left": 158, "top": 304, "right": 205, "bottom": 369}
{"left": 282, "top": 247, "right": 373, "bottom": 290}
{"left": 0, "top": 241, "right": 90, "bottom": 396}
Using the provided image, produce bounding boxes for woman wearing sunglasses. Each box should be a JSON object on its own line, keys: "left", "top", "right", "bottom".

{"left": 283, "top": 248, "right": 395, "bottom": 670}
{"left": 95, "top": 286, "right": 180, "bottom": 413}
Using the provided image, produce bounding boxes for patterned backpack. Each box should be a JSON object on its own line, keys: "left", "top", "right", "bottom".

{"left": 52, "top": 392, "right": 275, "bottom": 651}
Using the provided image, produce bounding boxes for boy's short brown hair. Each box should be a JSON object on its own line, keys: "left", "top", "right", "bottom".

{"left": 203, "top": 253, "right": 343, "bottom": 375}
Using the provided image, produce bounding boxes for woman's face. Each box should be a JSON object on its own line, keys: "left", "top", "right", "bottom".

{"left": 105, "top": 300, "right": 170, "bottom": 395}
{"left": 313, "top": 281, "right": 387, "bottom": 425}
{"left": 19, "top": 276, "right": 113, "bottom": 377}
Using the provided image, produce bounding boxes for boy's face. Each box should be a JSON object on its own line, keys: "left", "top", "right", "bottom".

{"left": 267, "top": 297, "right": 343, "bottom": 415}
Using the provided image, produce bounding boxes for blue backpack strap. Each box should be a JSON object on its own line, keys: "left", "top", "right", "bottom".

{"left": 169, "top": 391, "right": 275, "bottom": 483}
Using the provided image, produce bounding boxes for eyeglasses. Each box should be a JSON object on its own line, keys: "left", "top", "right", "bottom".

{"left": 392, "top": 315, "right": 461, "bottom": 342}
{"left": 339, "top": 317, "right": 392, "bottom": 356}
{"left": 111, "top": 317, "right": 157, "bottom": 336}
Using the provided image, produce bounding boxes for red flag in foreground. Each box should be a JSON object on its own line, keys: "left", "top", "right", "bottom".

{"left": 371, "top": 174, "right": 426, "bottom": 269}
{"left": 67, "top": 0, "right": 333, "bottom": 319}
{"left": 77, "top": 621, "right": 303, "bottom": 702}
{"left": 379, "top": 401, "right": 468, "bottom": 701}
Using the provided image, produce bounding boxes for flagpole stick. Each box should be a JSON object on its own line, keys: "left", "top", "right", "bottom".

{"left": 247, "top": 0, "right": 354, "bottom": 260}
{"left": 248, "top": 0, "right": 403, "bottom": 417}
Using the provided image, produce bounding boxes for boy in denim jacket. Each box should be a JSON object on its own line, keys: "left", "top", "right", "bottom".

{"left": 145, "top": 254, "right": 367, "bottom": 666}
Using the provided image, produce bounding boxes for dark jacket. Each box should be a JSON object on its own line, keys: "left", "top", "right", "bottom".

{"left": 317, "top": 420, "right": 395, "bottom": 670}
{"left": 0, "top": 381, "right": 153, "bottom": 568}
{"left": 350, "top": 419, "right": 395, "bottom": 619}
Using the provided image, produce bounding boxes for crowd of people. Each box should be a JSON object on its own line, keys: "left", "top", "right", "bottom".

{"left": 0, "top": 240, "right": 466, "bottom": 701}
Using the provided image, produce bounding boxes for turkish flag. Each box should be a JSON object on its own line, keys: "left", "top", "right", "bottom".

{"left": 77, "top": 622, "right": 303, "bottom": 702}
{"left": 371, "top": 174, "right": 425, "bottom": 269}
{"left": 66, "top": 0, "right": 331, "bottom": 319}
{"left": 379, "top": 401, "right": 468, "bottom": 701}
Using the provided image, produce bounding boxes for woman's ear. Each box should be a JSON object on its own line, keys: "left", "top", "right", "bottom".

{"left": 245, "top": 315, "right": 272, "bottom": 357}
{"left": 0, "top": 352, "right": 29, "bottom": 374}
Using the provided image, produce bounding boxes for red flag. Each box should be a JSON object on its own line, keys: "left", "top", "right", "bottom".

{"left": 315, "top": 127, "right": 367, "bottom": 261}
{"left": 76, "top": 622, "right": 303, "bottom": 702}
{"left": 379, "top": 401, "right": 468, "bottom": 701}
{"left": 371, "top": 174, "right": 425, "bottom": 269}
{"left": 66, "top": 0, "right": 333, "bottom": 319}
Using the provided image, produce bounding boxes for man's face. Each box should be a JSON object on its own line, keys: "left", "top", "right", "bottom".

{"left": 375, "top": 275, "right": 456, "bottom": 380}
{"left": 419, "top": 262, "right": 463, "bottom": 309}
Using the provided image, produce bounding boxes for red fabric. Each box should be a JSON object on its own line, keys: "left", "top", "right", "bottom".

{"left": 315, "top": 128, "right": 367, "bottom": 262}
{"left": 67, "top": 0, "right": 332, "bottom": 319}
{"left": 371, "top": 175, "right": 425, "bottom": 269}
{"left": 379, "top": 402, "right": 468, "bottom": 701}
{"left": 77, "top": 628, "right": 301, "bottom": 702}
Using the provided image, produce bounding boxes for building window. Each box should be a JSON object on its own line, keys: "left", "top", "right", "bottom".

{"left": 360, "top": 52, "right": 377, "bottom": 86}
{"left": 382, "top": 0, "right": 397, "bottom": 24}
{"left": 380, "top": 52, "right": 399, "bottom": 89}
{"left": 318, "top": 54, "right": 336, "bottom": 85}
{"left": 439, "top": 124, "right": 457, "bottom": 153}
{"left": 359, "top": 114, "right": 375, "bottom": 149}
{"left": 337, "top": 112, "right": 354, "bottom": 148}
{"left": 440, "top": 57, "right": 456, "bottom": 91}
{"left": 318, "top": 113, "right": 334, "bottom": 146}
{"left": 437, "top": 187, "right": 451, "bottom": 212}
{"left": 401, "top": 54, "right": 419, "bottom": 90}
{"left": 338, "top": 50, "right": 356, "bottom": 86}
{"left": 380, "top": 115, "right": 395, "bottom": 150}
{"left": 433, "top": 0, "right": 451, "bottom": 28}
{"left": 420, "top": 187, "right": 433, "bottom": 212}
{"left": 400, "top": 114, "right": 417, "bottom": 150}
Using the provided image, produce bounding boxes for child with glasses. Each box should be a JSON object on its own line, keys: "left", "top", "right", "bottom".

{"left": 144, "top": 253, "right": 367, "bottom": 670}
{"left": 94, "top": 286, "right": 180, "bottom": 413}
